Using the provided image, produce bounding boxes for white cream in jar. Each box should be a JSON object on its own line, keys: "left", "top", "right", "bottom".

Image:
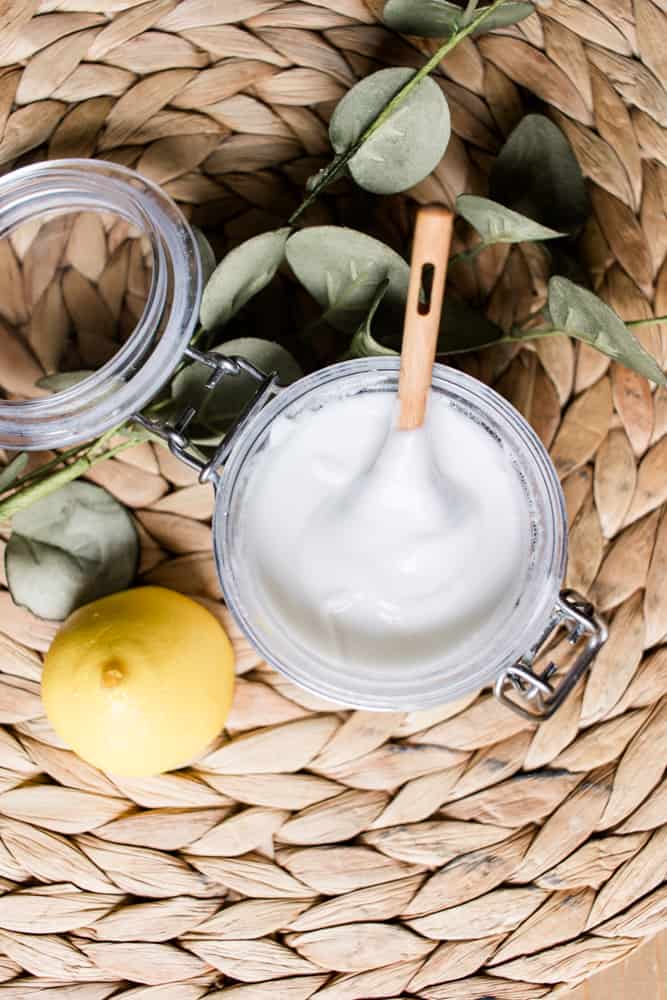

{"left": 238, "top": 390, "right": 530, "bottom": 674}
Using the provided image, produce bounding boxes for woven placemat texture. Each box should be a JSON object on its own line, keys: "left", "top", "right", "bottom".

{"left": 1, "top": 1, "right": 667, "bottom": 997}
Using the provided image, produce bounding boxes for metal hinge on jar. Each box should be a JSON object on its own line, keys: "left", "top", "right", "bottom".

{"left": 495, "top": 590, "right": 608, "bottom": 721}
{"left": 134, "top": 345, "right": 279, "bottom": 485}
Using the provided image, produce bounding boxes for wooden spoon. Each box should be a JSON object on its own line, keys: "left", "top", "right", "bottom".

{"left": 398, "top": 205, "right": 454, "bottom": 430}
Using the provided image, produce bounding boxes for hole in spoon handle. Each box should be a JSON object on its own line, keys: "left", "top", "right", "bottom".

{"left": 398, "top": 205, "right": 454, "bottom": 431}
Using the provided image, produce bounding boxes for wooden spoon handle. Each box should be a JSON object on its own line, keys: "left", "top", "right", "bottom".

{"left": 398, "top": 205, "right": 454, "bottom": 430}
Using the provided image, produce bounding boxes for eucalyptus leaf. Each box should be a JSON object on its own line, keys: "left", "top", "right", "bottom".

{"left": 5, "top": 482, "right": 139, "bottom": 620}
{"left": 170, "top": 337, "right": 303, "bottom": 444}
{"left": 286, "top": 226, "right": 410, "bottom": 333}
{"left": 192, "top": 225, "right": 216, "bottom": 284}
{"left": 329, "top": 67, "right": 450, "bottom": 195}
{"left": 385, "top": 0, "right": 460, "bottom": 34}
{"left": 490, "top": 115, "right": 589, "bottom": 233}
{"left": 467, "top": 0, "right": 535, "bottom": 31}
{"left": 383, "top": 0, "right": 535, "bottom": 37}
{"left": 350, "top": 293, "right": 504, "bottom": 357}
{"left": 36, "top": 371, "right": 94, "bottom": 393}
{"left": 548, "top": 276, "right": 667, "bottom": 385}
{"left": 456, "top": 195, "right": 565, "bottom": 244}
{"left": 0, "top": 454, "right": 28, "bottom": 494}
{"left": 200, "top": 228, "right": 290, "bottom": 331}
{"left": 345, "top": 280, "right": 398, "bottom": 359}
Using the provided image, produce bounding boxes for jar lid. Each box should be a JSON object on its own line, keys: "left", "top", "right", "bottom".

{"left": 0, "top": 160, "right": 201, "bottom": 451}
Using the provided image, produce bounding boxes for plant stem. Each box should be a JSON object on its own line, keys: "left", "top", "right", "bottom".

{"left": 288, "top": 0, "right": 512, "bottom": 226}
{"left": 0, "top": 434, "right": 148, "bottom": 522}
{"left": 504, "top": 328, "right": 565, "bottom": 343}
{"left": 627, "top": 315, "right": 667, "bottom": 329}
{"left": 512, "top": 314, "right": 667, "bottom": 341}
{"left": 89, "top": 425, "right": 124, "bottom": 458}
{"left": 488, "top": 312, "right": 667, "bottom": 351}
{"left": 462, "top": 0, "right": 481, "bottom": 24}
{"left": 0, "top": 424, "right": 132, "bottom": 503}
{"left": 0, "top": 441, "right": 90, "bottom": 498}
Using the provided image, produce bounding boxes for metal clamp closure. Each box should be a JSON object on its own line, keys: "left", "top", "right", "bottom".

{"left": 494, "top": 589, "right": 608, "bottom": 721}
{"left": 134, "top": 345, "right": 279, "bottom": 484}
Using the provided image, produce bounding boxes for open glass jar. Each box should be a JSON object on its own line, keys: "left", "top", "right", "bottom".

{"left": 0, "top": 161, "right": 607, "bottom": 720}
{"left": 213, "top": 359, "right": 608, "bottom": 717}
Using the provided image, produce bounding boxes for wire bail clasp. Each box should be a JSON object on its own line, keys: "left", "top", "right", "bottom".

{"left": 134, "top": 345, "right": 279, "bottom": 485}
{"left": 495, "top": 590, "right": 608, "bottom": 721}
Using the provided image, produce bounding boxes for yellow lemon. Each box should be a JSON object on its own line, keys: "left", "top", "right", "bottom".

{"left": 42, "top": 586, "right": 235, "bottom": 776}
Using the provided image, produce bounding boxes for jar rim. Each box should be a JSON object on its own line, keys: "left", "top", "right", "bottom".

{"left": 0, "top": 159, "right": 201, "bottom": 451}
{"left": 213, "top": 358, "right": 569, "bottom": 710}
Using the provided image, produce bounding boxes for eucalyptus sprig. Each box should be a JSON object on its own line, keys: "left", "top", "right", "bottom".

{"left": 2, "top": 0, "right": 667, "bottom": 578}
{"left": 288, "top": 0, "right": 513, "bottom": 221}
{"left": 0, "top": 425, "right": 153, "bottom": 522}
{"left": 1, "top": 0, "right": 514, "bottom": 524}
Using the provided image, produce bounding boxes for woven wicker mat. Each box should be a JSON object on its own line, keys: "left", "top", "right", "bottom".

{"left": 1, "top": 1, "right": 667, "bottom": 997}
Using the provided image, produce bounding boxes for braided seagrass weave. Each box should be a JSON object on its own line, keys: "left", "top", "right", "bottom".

{"left": 0, "top": 0, "right": 666, "bottom": 996}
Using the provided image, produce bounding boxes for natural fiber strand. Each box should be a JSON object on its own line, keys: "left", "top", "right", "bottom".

{"left": 0, "top": 0, "right": 666, "bottom": 995}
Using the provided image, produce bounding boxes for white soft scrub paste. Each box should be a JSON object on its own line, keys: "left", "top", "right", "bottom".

{"left": 239, "top": 390, "right": 530, "bottom": 675}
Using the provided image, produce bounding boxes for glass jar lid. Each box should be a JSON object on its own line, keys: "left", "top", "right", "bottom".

{"left": 0, "top": 159, "right": 201, "bottom": 451}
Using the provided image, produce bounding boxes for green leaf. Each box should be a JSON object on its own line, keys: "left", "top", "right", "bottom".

{"left": 5, "top": 482, "right": 138, "bottom": 620}
{"left": 456, "top": 195, "right": 565, "bottom": 245}
{"left": 329, "top": 67, "right": 450, "bottom": 195}
{"left": 548, "top": 277, "right": 666, "bottom": 385}
{"left": 170, "top": 337, "right": 303, "bottom": 444}
{"left": 383, "top": 0, "right": 535, "bottom": 37}
{"left": 0, "top": 454, "right": 28, "bottom": 495}
{"left": 345, "top": 288, "right": 503, "bottom": 357}
{"left": 438, "top": 299, "right": 505, "bottom": 354}
{"left": 36, "top": 371, "right": 94, "bottom": 393}
{"left": 345, "top": 280, "right": 398, "bottom": 359}
{"left": 192, "top": 225, "right": 216, "bottom": 284}
{"left": 286, "top": 226, "right": 410, "bottom": 333}
{"left": 471, "top": 1, "right": 535, "bottom": 32}
{"left": 384, "top": 0, "right": 461, "bottom": 34}
{"left": 288, "top": 227, "right": 501, "bottom": 355}
{"left": 490, "top": 114, "right": 589, "bottom": 233}
{"left": 200, "top": 228, "right": 290, "bottom": 331}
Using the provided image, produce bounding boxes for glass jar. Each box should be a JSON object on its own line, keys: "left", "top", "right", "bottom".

{"left": 213, "top": 358, "right": 607, "bottom": 716}
{"left": 0, "top": 161, "right": 607, "bottom": 719}
{"left": 0, "top": 159, "right": 201, "bottom": 450}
